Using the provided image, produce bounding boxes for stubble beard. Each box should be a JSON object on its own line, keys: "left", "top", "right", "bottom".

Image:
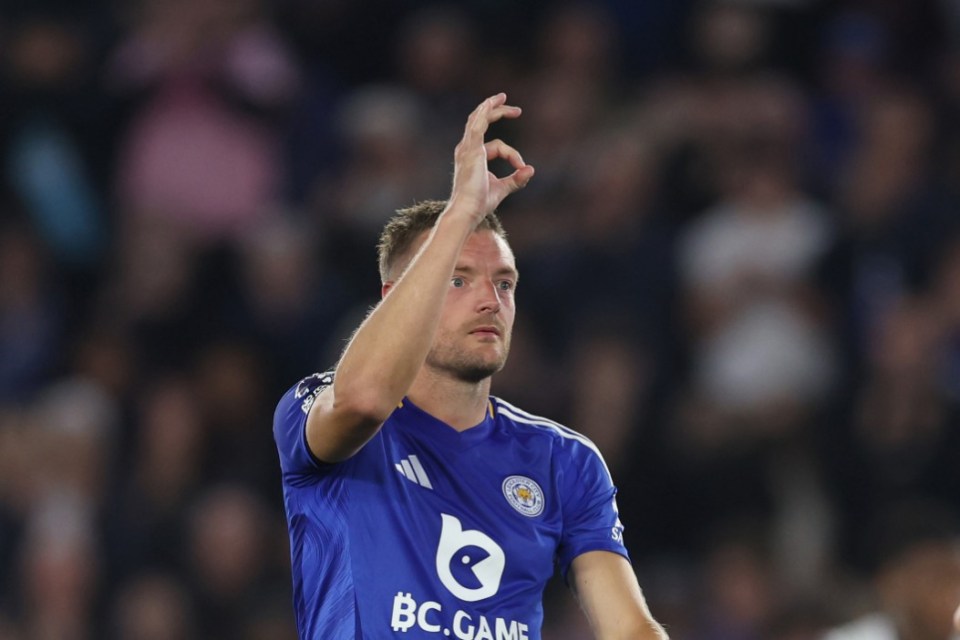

{"left": 425, "top": 333, "right": 511, "bottom": 384}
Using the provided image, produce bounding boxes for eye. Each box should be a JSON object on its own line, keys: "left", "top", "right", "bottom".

{"left": 451, "top": 277, "right": 465, "bottom": 288}
{"left": 497, "top": 280, "right": 515, "bottom": 292}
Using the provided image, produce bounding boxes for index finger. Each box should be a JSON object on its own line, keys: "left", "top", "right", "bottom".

{"left": 463, "top": 93, "right": 522, "bottom": 143}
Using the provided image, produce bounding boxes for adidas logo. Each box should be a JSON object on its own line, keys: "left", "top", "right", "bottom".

{"left": 395, "top": 454, "right": 433, "bottom": 489}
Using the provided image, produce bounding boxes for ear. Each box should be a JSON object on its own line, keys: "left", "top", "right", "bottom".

{"left": 381, "top": 281, "right": 394, "bottom": 299}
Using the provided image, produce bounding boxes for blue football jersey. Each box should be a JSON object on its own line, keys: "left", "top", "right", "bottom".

{"left": 274, "top": 372, "right": 629, "bottom": 640}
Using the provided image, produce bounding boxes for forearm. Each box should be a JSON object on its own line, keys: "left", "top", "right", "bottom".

{"left": 304, "top": 93, "right": 531, "bottom": 463}
{"left": 594, "top": 626, "right": 668, "bottom": 640}
{"left": 622, "top": 618, "right": 669, "bottom": 640}
{"left": 585, "top": 598, "right": 669, "bottom": 640}
{"left": 332, "top": 209, "right": 475, "bottom": 417}
{"left": 572, "top": 552, "right": 669, "bottom": 640}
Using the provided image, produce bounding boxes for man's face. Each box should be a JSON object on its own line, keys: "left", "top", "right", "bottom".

{"left": 406, "top": 229, "right": 518, "bottom": 383}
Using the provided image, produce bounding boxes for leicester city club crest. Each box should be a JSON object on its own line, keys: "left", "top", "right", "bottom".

{"left": 502, "top": 475, "right": 544, "bottom": 517}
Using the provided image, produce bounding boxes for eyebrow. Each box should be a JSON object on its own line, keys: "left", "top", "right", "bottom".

{"left": 453, "top": 264, "right": 519, "bottom": 280}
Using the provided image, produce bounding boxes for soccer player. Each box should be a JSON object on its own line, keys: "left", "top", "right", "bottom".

{"left": 273, "top": 93, "right": 668, "bottom": 640}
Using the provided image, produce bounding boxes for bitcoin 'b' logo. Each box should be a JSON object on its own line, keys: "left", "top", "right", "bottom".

{"left": 435, "top": 514, "right": 505, "bottom": 602}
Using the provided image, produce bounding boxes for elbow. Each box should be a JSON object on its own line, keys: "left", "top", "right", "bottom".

{"left": 304, "top": 386, "right": 394, "bottom": 464}
{"left": 640, "top": 620, "right": 669, "bottom": 640}
{"left": 331, "top": 385, "right": 397, "bottom": 426}
{"left": 608, "top": 618, "right": 669, "bottom": 640}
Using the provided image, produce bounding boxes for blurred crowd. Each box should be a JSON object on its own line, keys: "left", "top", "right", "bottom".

{"left": 1, "top": 0, "right": 960, "bottom": 638}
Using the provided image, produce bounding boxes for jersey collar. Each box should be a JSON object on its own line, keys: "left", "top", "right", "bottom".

{"left": 395, "top": 397, "right": 497, "bottom": 450}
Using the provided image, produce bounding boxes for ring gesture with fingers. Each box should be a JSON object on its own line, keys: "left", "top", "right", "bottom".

{"left": 449, "top": 93, "right": 535, "bottom": 222}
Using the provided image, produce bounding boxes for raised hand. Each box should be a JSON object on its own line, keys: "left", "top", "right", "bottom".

{"left": 449, "top": 93, "right": 535, "bottom": 222}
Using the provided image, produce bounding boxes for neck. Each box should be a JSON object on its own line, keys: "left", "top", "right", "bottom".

{"left": 407, "top": 368, "right": 492, "bottom": 431}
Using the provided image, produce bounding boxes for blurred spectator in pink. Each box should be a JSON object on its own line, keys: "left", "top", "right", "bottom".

{"left": 108, "top": 0, "right": 301, "bottom": 242}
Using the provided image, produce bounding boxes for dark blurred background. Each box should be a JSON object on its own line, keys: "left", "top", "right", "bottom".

{"left": 1, "top": 0, "right": 960, "bottom": 638}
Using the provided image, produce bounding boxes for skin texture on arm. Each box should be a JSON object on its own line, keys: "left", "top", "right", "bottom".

{"left": 305, "top": 93, "right": 534, "bottom": 463}
{"left": 570, "top": 551, "right": 669, "bottom": 640}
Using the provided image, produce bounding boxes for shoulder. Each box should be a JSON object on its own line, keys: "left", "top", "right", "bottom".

{"left": 491, "top": 397, "right": 606, "bottom": 463}
{"left": 493, "top": 400, "right": 622, "bottom": 543}
{"left": 290, "top": 371, "right": 334, "bottom": 404}
{"left": 273, "top": 371, "right": 337, "bottom": 475}
{"left": 274, "top": 371, "right": 336, "bottom": 432}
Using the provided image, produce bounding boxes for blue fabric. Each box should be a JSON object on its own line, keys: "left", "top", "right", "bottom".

{"left": 274, "top": 372, "right": 628, "bottom": 640}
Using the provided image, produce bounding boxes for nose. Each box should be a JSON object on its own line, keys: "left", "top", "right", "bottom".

{"left": 476, "top": 279, "right": 502, "bottom": 314}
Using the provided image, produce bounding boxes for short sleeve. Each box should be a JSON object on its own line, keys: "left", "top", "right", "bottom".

{"left": 556, "top": 439, "right": 629, "bottom": 578}
{"left": 273, "top": 372, "right": 334, "bottom": 476}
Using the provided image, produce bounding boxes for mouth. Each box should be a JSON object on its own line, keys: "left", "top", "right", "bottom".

{"left": 469, "top": 325, "right": 502, "bottom": 338}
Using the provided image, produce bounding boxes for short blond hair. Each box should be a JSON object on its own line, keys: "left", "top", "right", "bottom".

{"left": 376, "top": 200, "right": 507, "bottom": 282}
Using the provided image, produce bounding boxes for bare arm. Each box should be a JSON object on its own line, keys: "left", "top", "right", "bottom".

{"left": 306, "top": 93, "right": 535, "bottom": 463}
{"left": 570, "top": 551, "right": 669, "bottom": 640}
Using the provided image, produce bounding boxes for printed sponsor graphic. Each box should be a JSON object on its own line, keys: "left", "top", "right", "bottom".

{"left": 296, "top": 373, "right": 331, "bottom": 414}
{"left": 395, "top": 454, "right": 433, "bottom": 489}
{"left": 611, "top": 524, "right": 624, "bottom": 543}
{"left": 391, "top": 592, "right": 529, "bottom": 639}
{"left": 611, "top": 497, "right": 624, "bottom": 543}
{"left": 436, "top": 514, "right": 505, "bottom": 602}
{"left": 501, "top": 476, "right": 544, "bottom": 517}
